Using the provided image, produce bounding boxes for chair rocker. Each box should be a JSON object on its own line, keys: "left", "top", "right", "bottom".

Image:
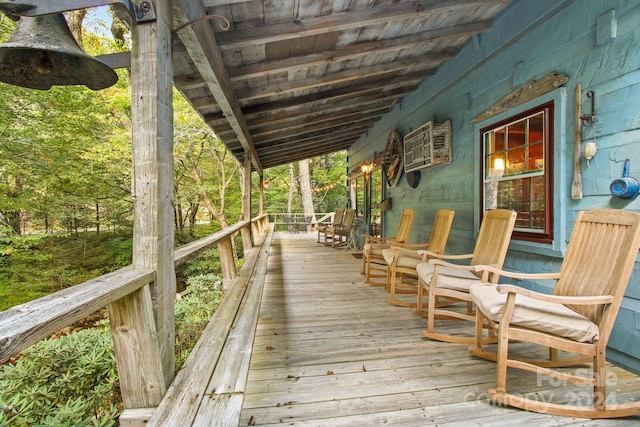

{"left": 468, "top": 209, "right": 640, "bottom": 418}
{"left": 324, "top": 208, "right": 355, "bottom": 248}
{"left": 317, "top": 208, "right": 345, "bottom": 243}
{"left": 361, "top": 209, "right": 415, "bottom": 286}
{"left": 415, "top": 209, "right": 517, "bottom": 344}
{"left": 382, "top": 209, "right": 455, "bottom": 308}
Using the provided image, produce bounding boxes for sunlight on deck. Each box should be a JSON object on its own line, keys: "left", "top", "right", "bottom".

{"left": 239, "top": 232, "right": 640, "bottom": 426}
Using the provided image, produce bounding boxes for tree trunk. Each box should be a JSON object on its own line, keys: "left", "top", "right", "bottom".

{"left": 298, "top": 159, "right": 316, "bottom": 231}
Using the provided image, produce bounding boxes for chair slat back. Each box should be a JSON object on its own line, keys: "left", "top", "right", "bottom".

{"left": 332, "top": 208, "right": 345, "bottom": 227}
{"left": 395, "top": 209, "right": 416, "bottom": 244}
{"left": 426, "top": 209, "right": 455, "bottom": 256}
{"left": 555, "top": 210, "right": 640, "bottom": 328}
{"left": 470, "top": 209, "right": 517, "bottom": 281}
{"left": 341, "top": 209, "right": 356, "bottom": 228}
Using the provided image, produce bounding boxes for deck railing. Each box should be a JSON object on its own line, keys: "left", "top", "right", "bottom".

{"left": 0, "top": 214, "right": 270, "bottom": 404}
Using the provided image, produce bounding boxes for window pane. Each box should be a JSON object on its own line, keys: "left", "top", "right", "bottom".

{"left": 481, "top": 102, "right": 552, "bottom": 241}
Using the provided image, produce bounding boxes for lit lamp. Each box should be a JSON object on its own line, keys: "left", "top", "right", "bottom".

{"left": 492, "top": 157, "right": 505, "bottom": 177}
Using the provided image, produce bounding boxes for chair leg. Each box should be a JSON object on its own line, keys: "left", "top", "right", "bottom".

{"left": 414, "top": 278, "right": 427, "bottom": 316}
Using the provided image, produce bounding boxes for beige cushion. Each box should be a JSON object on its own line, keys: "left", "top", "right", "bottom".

{"left": 416, "top": 263, "right": 480, "bottom": 292}
{"left": 364, "top": 242, "right": 390, "bottom": 258}
{"left": 469, "top": 283, "right": 599, "bottom": 343}
{"left": 382, "top": 249, "right": 422, "bottom": 269}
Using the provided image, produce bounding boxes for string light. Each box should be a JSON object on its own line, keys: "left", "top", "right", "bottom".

{"left": 312, "top": 183, "right": 339, "bottom": 192}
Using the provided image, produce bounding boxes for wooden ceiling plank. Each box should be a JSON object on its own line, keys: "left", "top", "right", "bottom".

{"left": 214, "top": 1, "right": 501, "bottom": 50}
{"left": 236, "top": 53, "right": 449, "bottom": 101}
{"left": 227, "top": 20, "right": 491, "bottom": 81}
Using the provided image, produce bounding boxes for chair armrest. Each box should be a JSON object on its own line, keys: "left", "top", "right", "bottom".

{"left": 418, "top": 251, "right": 473, "bottom": 261}
{"left": 496, "top": 284, "right": 615, "bottom": 306}
{"left": 428, "top": 258, "right": 474, "bottom": 271}
{"left": 394, "top": 242, "right": 430, "bottom": 249}
{"left": 473, "top": 265, "right": 562, "bottom": 281}
{"left": 365, "top": 235, "right": 397, "bottom": 244}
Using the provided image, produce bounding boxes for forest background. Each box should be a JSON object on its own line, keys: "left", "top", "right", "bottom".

{"left": 0, "top": 8, "right": 347, "bottom": 311}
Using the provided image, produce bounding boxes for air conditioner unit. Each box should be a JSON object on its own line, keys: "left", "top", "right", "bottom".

{"left": 403, "top": 119, "right": 452, "bottom": 173}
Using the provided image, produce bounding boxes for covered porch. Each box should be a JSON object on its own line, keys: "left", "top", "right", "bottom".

{"left": 181, "top": 231, "right": 640, "bottom": 426}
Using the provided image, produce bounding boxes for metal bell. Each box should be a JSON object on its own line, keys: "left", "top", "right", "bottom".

{"left": 0, "top": 13, "right": 118, "bottom": 90}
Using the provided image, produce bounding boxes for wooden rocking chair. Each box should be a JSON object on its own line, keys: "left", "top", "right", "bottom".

{"left": 361, "top": 209, "right": 415, "bottom": 286}
{"left": 317, "top": 208, "right": 345, "bottom": 243}
{"left": 324, "top": 208, "right": 355, "bottom": 248}
{"left": 415, "top": 209, "right": 516, "bottom": 344}
{"left": 469, "top": 209, "right": 640, "bottom": 418}
{"left": 382, "top": 209, "right": 455, "bottom": 308}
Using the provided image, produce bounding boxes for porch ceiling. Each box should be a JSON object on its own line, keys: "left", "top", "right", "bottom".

{"left": 171, "top": 0, "right": 513, "bottom": 174}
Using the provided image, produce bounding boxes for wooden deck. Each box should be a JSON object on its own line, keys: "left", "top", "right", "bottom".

{"left": 239, "top": 232, "right": 640, "bottom": 426}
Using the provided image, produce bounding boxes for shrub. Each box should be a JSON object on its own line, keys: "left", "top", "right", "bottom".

{"left": 0, "top": 273, "right": 225, "bottom": 425}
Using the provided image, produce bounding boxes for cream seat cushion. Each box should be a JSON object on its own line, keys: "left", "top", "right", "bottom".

{"left": 416, "top": 263, "right": 480, "bottom": 292}
{"left": 469, "top": 283, "right": 599, "bottom": 343}
{"left": 382, "top": 248, "right": 422, "bottom": 269}
{"left": 364, "top": 242, "right": 391, "bottom": 264}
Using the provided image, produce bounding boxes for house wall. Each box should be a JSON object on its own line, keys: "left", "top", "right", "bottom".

{"left": 349, "top": 0, "right": 640, "bottom": 373}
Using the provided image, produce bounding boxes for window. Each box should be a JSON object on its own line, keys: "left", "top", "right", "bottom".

{"left": 481, "top": 102, "right": 553, "bottom": 243}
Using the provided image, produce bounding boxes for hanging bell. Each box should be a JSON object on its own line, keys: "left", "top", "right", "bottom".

{"left": 0, "top": 13, "right": 118, "bottom": 90}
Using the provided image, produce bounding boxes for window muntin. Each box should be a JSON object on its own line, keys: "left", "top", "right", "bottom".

{"left": 482, "top": 102, "right": 553, "bottom": 243}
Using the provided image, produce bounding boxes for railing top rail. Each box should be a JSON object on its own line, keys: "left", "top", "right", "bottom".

{"left": 0, "top": 267, "right": 155, "bottom": 361}
{"left": 174, "top": 220, "right": 247, "bottom": 268}
{"left": 0, "top": 216, "right": 269, "bottom": 362}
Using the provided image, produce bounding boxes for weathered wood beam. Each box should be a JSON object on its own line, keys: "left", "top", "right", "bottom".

{"left": 253, "top": 116, "right": 381, "bottom": 145}
{"left": 235, "top": 53, "right": 448, "bottom": 102}
{"left": 172, "top": 0, "right": 263, "bottom": 174}
{"left": 0, "top": 268, "right": 154, "bottom": 362}
{"left": 214, "top": 1, "right": 501, "bottom": 50}
{"left": 115, "top": 1, "right": 174, "bottom": 410}
{"left": 227, "top": 21, "right": 490, "bottom": 81}
{"left": 248, "top": 105, "right": 390, "bottom": 141}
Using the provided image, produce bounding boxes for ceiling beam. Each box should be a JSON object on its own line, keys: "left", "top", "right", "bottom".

{"left": 213, "top": 1, "right": 500, "bottom": 50}
{"left": 172, "top": 0, "right": 263, "bottom": 174}
{"left": 226, "top": 20, "right": 491, "bottom": 81}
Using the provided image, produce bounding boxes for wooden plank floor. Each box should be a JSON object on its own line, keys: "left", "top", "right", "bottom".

{"left": 240, "top": 232, "right": 640, "bottom": 426}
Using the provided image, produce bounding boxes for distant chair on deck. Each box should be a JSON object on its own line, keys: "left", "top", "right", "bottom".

{"left": 282, "top": 214, "right": 297, "bottom": 233}
{"left": 317, "top": 208, "right": 344, "bottom": 243}
{"left": 382, "top": 209, "right": 455, "bottom": 308}
{"left": 469, "top": 209, "right": 640, "bottom": 418}
{"left": 361, "top": 209, "right": 415, "bottom": 286}
{"left": 324, "top": 209, "right": 355, "bottom": 248}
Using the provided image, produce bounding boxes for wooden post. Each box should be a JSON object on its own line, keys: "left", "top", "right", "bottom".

{"left": 111, "top": 0, "right": 174, "bottom": 410}
{"left": 218, "top": 236, "right": 237, "bottom": 289}
{"left": 259, "top": 174, "right": 264, "bottom": 216}
{"left": 241, "top": 152, "right": 253, "bottom": 254}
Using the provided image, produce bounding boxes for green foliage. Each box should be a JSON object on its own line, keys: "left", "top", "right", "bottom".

{"left": 0, "top": 273, "right": 225, "bottom": 425}
{"left": 0, "top": 328, "right": 120, "bottom": 427}
{"left": 0, "top": 232, "right": 133, "bottom": 310}
{"left": 175, "top": 274, "right": 225, "bottom": 368}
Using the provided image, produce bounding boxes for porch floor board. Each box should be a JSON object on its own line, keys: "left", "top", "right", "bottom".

{"left": 239, "top": 232, "right": 640, "bottom": 426}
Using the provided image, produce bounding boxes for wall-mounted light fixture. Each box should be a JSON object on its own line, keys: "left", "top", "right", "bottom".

{"left": 580, "top": 90, "right": 597, "bottom": 164}
{"left": 360, "top": 162, "right": 375, "bottom": 174}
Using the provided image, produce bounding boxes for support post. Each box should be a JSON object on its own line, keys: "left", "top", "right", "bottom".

{"left": 241, "top": 152, "right": 253, "bottom": 254}
{"left": 218, "top": 236, "right": 237, "bottom": 289}
{"left": 111, "top": 0, "right": 174, "bottom": 410}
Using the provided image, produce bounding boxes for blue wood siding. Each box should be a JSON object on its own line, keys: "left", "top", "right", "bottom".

{"left": 350, "top": 0, "right": 640, "bottom": 373}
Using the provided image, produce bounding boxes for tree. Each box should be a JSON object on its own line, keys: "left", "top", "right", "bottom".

{"left": 297, "top": 159, "right": 316, "bottom": 229}
{"left": 173, "top": 92, "right": 241, "bottom": 239}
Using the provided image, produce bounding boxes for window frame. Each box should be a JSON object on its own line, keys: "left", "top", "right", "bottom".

{"left": 474, "top": 87, "right": 568, "bottom": 258}
{"left": 480, "top": 101, "right": 554, "bottom": 243}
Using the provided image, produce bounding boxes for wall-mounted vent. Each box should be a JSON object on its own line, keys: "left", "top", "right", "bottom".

{"left": 403, "top": 120, "right": 452, "bottom": 173}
